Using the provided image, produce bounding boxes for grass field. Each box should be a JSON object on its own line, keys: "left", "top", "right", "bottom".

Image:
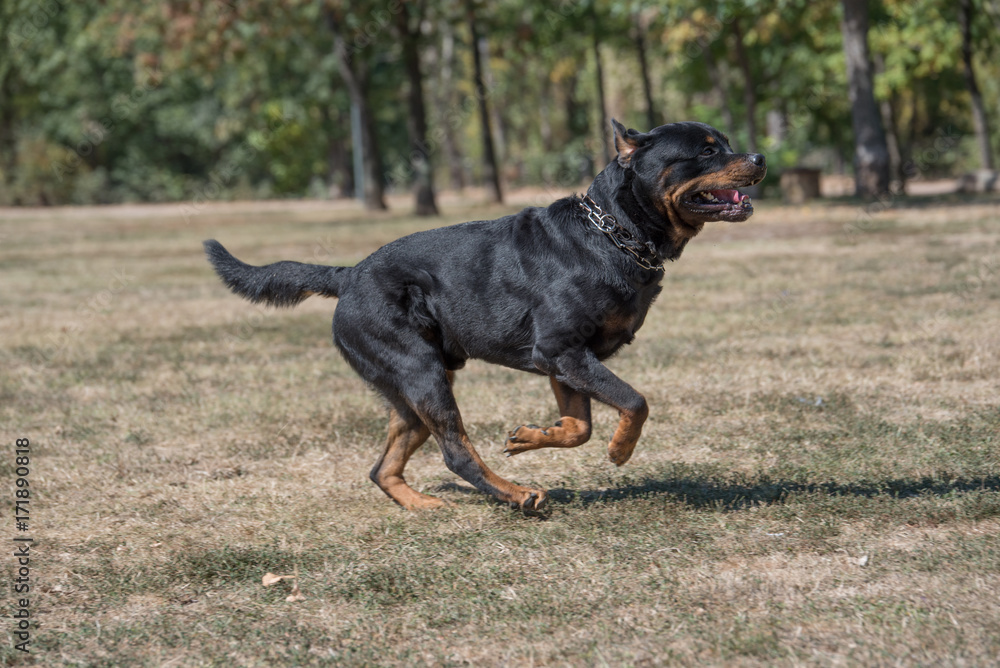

{"left": 2, "top": 189, "right": 1000, "bottom": 666}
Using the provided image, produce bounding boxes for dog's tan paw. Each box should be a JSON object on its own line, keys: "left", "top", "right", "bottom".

{"left": 403, "top": 496, "right": 448, "bottom": 511}
{"left": 508, "top": 488, "right": 548, "bottom": 513}
{"left": 503, "top": 424, "right": 547, "bottom": 456}
{"left": 607, "top": 441, "right": 637, "bottom": 467}
{"left": 504, "top": 418, "right": 590, "bottom": 456}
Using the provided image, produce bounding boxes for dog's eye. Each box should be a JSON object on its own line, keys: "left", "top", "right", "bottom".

{"left": 701, "top": 146, "right": 718, "bottom": 157}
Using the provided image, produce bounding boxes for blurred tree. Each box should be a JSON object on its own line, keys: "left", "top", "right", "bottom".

{"left": 873, "top": 53, "right": 905, "bottom": 191}
{"left": 589, "top": 0, "right": 611, "bottom": 164}
{"left": 324, "top": 2, "right": 387, "bottom": 210}
{"left": 465, "top": 0, "right": 502, "bottom": 203}
{"left": 631, "top": 7, "right": 658, "bottom": 130}
{"left": 1, "top": 0, "right": 996, "bottom": 205}
{"left": 0, "top": 0, "right": 21, "bottom": 193}
{"left": 959, "top": 0, "right": 994, "bottom": 170}
{"left": 394, "top": 0, "right": 438, "bottom": 215}
{"left": 427, "top": 15, "right": 466, "bottom": 191}
{"left": 730, "top": 16, "right": 760, "bottom": 154}
{"left": 841, "top": 0, "right": 890, "bottom": 196}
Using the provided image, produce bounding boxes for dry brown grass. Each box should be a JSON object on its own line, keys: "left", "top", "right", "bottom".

{"left": 1, "top": 189, "right": 999, "bottom": 666}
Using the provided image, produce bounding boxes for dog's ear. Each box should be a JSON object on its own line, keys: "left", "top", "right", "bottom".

{"left": 611, "top": 118, "right": 649, "bottom": 168}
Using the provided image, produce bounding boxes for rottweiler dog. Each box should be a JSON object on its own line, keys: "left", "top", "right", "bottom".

{"left": 204, "top": 120, "right": 766, "bottom": 512}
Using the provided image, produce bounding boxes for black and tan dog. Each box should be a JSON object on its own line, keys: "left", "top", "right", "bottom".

{"left": 204, "top": 120, "right": 765, "bottom": 511}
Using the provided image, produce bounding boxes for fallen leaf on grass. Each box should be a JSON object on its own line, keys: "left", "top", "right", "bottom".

{"left": 264, "top": 565, "right": 306, "bottom": 601}
{"left": 262, "top": 572, "right": 295, "bottom": 587}
{"left": 286, "top": 584, "right": 306, "bottom": 603}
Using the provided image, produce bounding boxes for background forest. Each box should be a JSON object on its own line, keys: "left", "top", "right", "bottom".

{"left": 0, "top": 0, "right": 997, "bottom": 209}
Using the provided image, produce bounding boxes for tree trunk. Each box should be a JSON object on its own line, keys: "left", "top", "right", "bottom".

{"left": 591, "top": 3, "right": 611, "bottom": 165}
{"left": 903, "top": 84, "right": 920, "bottom": 178}
{"left": 327, "top": 133, "right": 354, "bottom": 199}
{"left": 731, "top": 18, "right": 758, "bottom": 154}
{"left": 0, "top": 61, "right": 15, "bottom": 191}
{"left": 539, "top": 76, "right": 554, "bottom": 152}
{"left": 437, "top": 24, "right": 465, "bottom": 191}
{"left": 959, "top": 0, "right": 995, "bottom": 170}
{"left": 322, "top": 106, "right": 354, "bottom": 199}
{"left": 478, "top": 36, "right": 506, "bottom": 166}
{"left": 633, "top": 16, "right": 657, "bottom": 130}
{"left": 324, "top": 8, "right": 387, "bottom": 211}
{"left": 840, "top": 0, "right": 890, "bottom": 197}
{"left": 704, "top": 47, "right": 735, "bottom": 138}
{"left": 395, "top": 5, "right": 438, "bottom": 216}
{"left": 466, "top": 0, "right": 502, "bottom": 203}
{"left": 564, "top": 71, "right": 593, "bottom": 180}
{"left": 873, "top": 54, "right": 905, "bottom": 193}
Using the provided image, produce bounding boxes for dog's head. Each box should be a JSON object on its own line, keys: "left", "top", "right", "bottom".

{"left": 612, "top": 120, "right": 766, "bottom": 230}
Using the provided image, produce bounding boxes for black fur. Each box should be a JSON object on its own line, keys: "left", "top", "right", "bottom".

{"left": 205, "top": 121, "right": 766, "bottom": 511}
{"left": 203, "top": 239, "right": 347, "bottom": 307}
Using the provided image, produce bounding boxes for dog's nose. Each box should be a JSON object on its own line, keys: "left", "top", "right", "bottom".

{"left": 749, "top": 153, "right": 766, "bottom": 167}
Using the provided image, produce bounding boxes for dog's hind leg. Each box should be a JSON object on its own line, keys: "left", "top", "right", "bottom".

{"left": 336, "top": 313, "right": 546, "bottom": 510}
{"left": 503, "top": 377, "right": 592, "bottom": 456}
{"left": 406, "top": 371, "right": 548, "bottom": 511}
{"left": 369, "top": 402, "right": 442, "bottom": 510}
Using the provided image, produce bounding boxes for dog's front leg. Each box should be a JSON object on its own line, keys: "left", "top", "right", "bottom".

{"left": 504, "top": 377, "right": 593, "bottom": 456}
{"left": 532, "top": 344, "right": 648, "bottom": 466}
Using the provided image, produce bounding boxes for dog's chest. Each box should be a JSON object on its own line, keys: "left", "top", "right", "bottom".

{"left": 593, "top": 316, "right": 635, "bottom": 355}
{"left": 592, "top": 285, "right": 661, "bottom": 358}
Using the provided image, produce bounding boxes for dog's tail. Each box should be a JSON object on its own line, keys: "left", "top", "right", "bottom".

{"left": 203, "top": 240, "right": 350, "bottom": 307}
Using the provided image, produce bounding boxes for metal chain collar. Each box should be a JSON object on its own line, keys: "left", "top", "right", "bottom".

{"left": 579, "top": 196, "right": 664, "bottom": 272}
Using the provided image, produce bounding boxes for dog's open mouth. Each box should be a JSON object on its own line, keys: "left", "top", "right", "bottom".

{"left": 682, "top": 187, "right": 755, "bottom": 222}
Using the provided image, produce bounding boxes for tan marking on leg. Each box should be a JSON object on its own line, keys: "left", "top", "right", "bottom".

{"left": 371, "top": 408, "right": 443, "bottom": 510}
{"left": 504, "top": 377, "right": 592, "bottom": 456}
{"left": 458, "top": 430, "right": 548, "bottom": 509}
{"left": 405, "top": 369, "right": 546, "bottom": 510}
{"left": 607, "top": 396, "right": 649, "bottom": 466}
{"left": 505, "top": 417, "right": 589, "bottom": 454}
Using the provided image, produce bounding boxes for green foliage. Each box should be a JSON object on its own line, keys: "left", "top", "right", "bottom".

{"left": 0, "top": 0, "right": 997, "bottom": 205}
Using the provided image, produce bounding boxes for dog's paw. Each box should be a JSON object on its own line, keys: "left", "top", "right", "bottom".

{"left": 503, "top": 424, "right": 548, "bottom": 457}
{"left": 504, "top": 418, "right": 591, "bottom": 456}
{"left": 402, "top": 496, "right": 448, "bottom": 511}
{"left": 607, "top": 440, "right": 637, "bottom": 466}
{"left": 508, "top": 489, "right": 548, "bottom": 514}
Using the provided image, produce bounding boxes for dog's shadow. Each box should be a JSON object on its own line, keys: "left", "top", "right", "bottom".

{"left": 436, "top": 473, "right": 1000, "bottom": 511}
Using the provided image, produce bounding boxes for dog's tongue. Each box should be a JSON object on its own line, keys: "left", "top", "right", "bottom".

{"left": 709, "top": 189, "right": 743, "bottom": 204}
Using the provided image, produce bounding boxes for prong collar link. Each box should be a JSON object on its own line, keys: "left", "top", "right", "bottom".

{"left": 579, "top": 196, "right": 664, "bottom": 272}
